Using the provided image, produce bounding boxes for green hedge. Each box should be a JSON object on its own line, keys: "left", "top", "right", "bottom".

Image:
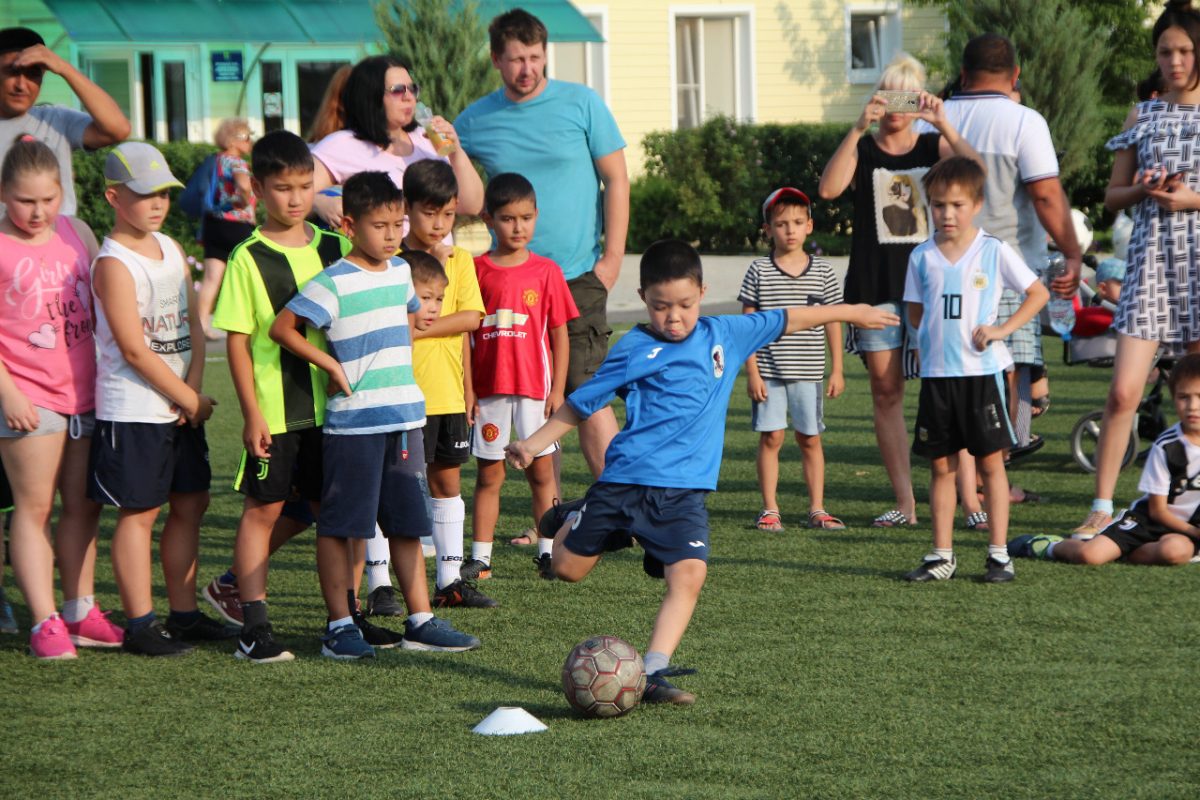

{"left": 628, "top": 115, "right": 1117, "bottom": 255}
{"left": 72, "top": 141, "right": 217, "bottom": 263}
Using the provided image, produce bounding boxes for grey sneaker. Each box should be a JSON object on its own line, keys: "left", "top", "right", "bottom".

{"left": 903, "top": 555, "right": 957, "bottom": 582}
{"left": 365, "top": 585, "right": 406, "bottom": 617}
{"left": 401, "top": 616, "right": 480, "bottom": 652}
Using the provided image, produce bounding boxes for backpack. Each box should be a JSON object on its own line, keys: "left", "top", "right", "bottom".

{"left": 179, "top": 153, "right": 220, "bottom": 220}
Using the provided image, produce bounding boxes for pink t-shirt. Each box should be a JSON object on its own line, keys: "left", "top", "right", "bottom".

{"left": 310, "top": 128, "right": 447, "bottom": 188}
{"left": 471, "top": 252, "right": 579, "bottom": 400}
{"left": 0, "top": 220, "right": 96, "bottom": 414}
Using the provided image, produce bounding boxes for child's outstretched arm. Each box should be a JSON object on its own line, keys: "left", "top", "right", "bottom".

{"left": 411, "top": 310, "right": 483, "bottom": 340}
{"left": 972, "top": 279, "right": 1049, "bottom": 351}
{"left": 269, "top": 308, "right": 352, "bottom": 397}
{"left": 506, "top": 403, "right": 583, "bottom": 469}
{"left": 786, "top": 303, "right": 899, "bottom": 335}
{"left": 93, "top": 256, "right": 216, "bottom": 425}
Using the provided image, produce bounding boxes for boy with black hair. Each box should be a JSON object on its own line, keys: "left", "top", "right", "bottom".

{"left": 470, "top": 172, "right": 577, "bottom": 579}
{"left": 271, "top": 171, "right": 479, "bottom": 658}
{"left": 1010, "top": 353, "right": 1200, "bottom": 567}
{"left": 506, "top": 239, "right": 897, "bottom": 704}
{"left": 901, "top": 156, "right": 1048, "bottom": 584}
{"left": 203, "top": 129, "right": 351, "bottom": 662}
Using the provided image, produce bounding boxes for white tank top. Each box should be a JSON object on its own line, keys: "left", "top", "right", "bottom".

{"left": 92, "top": 233, "right": 192, "bottom": 423}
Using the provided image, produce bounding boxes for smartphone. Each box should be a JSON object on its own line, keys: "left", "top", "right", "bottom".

{"left": 877, "top": 90, "right": 921, "bottom": 113}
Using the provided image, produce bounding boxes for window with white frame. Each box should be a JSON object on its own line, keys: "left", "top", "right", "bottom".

{"left": 548, "top": 11, "right": 607, "bottom": 100}
{"left": 673, "top": 10, "right": 753, "bottom": 129}
{"left": 847, "top": 5, "right": 901, "bottom": 84}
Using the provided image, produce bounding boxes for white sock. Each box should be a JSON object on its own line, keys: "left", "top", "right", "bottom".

{"left": 328, "top": 615, "right": 353, "bottom": 632}
{"left": 408, "top": 611, "right": 434, "bottom": 628}
{"left": 31, "top": 613, "right": 57, "bottom": 633}
{"left": 472, "top": 540, "right": 493, "bottom": 567}
{"left": 644, "top": 650, "right": 670, "bottom": 676}
{"left": 932, "top": 548, "right": 954, "bottom": 562}
{"left": 366, "top": 524, "right": 392, "bottom": 592}
{"left": 432, "top": 496, "right": 465, "bottom": 589}
{"left": 988, "top": 544, "right": 1010, "bottom": 564}
{"left": 538, "top": 537, "right": 553, "bottom": 557}
{"left": 62, "top": 595, "right": 95, "bottom": 624}
{"left": 1092, "top": 498, "right": 1114, "bottom": 515}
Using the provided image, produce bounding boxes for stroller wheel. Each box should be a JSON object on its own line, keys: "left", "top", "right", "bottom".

{"left": 1071, "top": 410, "right": 1138, "bottom": 473}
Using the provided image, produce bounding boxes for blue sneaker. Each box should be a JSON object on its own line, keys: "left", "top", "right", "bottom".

{"left": 401, "top": 616, "right": 480, "bottom": 652}
{"left": 1008, "top": 534, "right": 1062, "bottom": 560}
{"left": 320, "top": 623, "right": 375, "bottom": 660}
{"left": 0, "top": 586, "right": 17, "bottom": 635}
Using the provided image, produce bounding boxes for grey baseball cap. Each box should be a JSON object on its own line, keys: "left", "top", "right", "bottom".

{"left": 103, "top": 142, "right": 183, "bottom": 194}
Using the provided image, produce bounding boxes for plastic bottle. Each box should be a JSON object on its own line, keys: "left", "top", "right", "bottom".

{"left": 415, "top": 102, "right": 455, "bottom": 157}
{"left": 1044, "top": 252, "right": 1075, "bottom": 340}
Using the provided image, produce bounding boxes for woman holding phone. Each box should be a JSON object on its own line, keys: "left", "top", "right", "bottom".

{"left": 1075, "top": 0, "right": 1200, "bottom": 538}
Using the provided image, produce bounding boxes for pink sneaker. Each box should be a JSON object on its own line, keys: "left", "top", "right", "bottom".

{"left": 30, "top": 614, "right": 78, "bottom": 660}
{"left": 66, "top": 606, "right": 125, "bottom": 648}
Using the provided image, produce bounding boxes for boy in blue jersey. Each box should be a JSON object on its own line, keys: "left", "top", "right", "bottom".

{"left": 505, "top": 239, "right": 897, "bottom": 704}
{"left": 901, "top": 157, "right": 1048, "bottom": 584}
{"left": 270, "top": 172, "right": 479, "bottom": 658}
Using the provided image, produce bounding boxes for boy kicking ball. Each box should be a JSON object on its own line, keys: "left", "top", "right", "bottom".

{"left": 505, "top": 239, "right": 897, "bottom": 704}
{"left": 1011, "top": 354, "right": 1200, "bottom": 567}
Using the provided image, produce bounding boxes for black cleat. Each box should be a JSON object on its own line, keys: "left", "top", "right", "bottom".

{"left": 365, "top": 585, "right": 406, "bottom": 617}
{"left": 123, "top": 620, "right": 194, "bottom": 657}
{"left": 432, "top": 579, "right": 499, "bottom": 609}
{"left": 234, "top": 623, "right": 295, "bottom": 663}
{"left": 534, "top": 553, "right": 555, "bottom": 580}
{"left": 166, "top": 612, "right": 238, "bottom": 642}
{"left": 643, "top": 666, "right": 697, "bottom": 705}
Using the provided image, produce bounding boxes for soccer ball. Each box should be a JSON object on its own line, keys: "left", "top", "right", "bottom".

{"left": 561, "top": 635, "right": 646, "bottom": 718}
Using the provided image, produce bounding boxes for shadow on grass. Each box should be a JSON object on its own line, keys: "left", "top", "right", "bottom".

{"left": 711, "top": 555, "right": 898, "bottom": 580}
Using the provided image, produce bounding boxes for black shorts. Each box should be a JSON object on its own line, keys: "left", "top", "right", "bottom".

{"left": 0, "top": 460, "right": 11, "bottom": 512}
{"left": 88, "top": 421, "right": 211, "bottom": 509}
{"left": 1098, "top": 508, "right": 1200, "bottom": 557}
{"left": 201, "top": 217, "right": 256, "bottom": 261}
{"left": 913, "top": 374, "right": 1015, "bottom": 459}
{"left": 565, "top": 271, "right": 612, "bottom": 393}
{"left": 422, "top": 413, "right": 470, "bottom": 465}
{"left": 561, "top": 482, "right": 710, "bottom": 579}
{"left": 232, "top": 427, "right": 323, "bottom": 503}
{"left": 318, "top": 429, "right": 432, "bottom": 540}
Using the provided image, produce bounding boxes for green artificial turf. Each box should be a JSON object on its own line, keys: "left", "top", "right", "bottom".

{"left": 2, "top": 336, "right": 1196, "bottom": 799}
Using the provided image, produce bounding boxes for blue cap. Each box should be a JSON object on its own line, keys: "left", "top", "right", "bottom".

{"left": 1095, "top": 257, "right": 1125, "bottom": 284}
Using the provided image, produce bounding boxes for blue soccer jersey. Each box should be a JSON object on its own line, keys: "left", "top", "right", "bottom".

{"left": 567, "top": 311, "right": 787, "bottom": 490}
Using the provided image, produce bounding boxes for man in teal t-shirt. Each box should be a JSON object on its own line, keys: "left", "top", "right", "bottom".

{"left": 456, "top": 8, "right": 629, "bottom": 479}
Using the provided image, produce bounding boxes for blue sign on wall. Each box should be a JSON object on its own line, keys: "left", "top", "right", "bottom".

{"left": 211, "top": 51, "right": 244, "bottom": 82}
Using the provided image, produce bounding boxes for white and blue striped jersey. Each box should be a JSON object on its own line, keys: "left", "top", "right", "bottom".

{"left": 287, "top": 256, "right": 424, "bottom": 435}
{"left": 903, "top": 229, "right": 1037, "bottom": 378}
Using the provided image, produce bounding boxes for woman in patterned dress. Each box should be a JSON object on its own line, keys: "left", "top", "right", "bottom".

{"left": 1076, "top": 0, "right": 1200, "bottom": 538}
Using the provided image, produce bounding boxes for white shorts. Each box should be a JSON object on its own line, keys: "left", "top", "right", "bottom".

{"left": 471, "top": 394, "right": 559, "bottom": 461}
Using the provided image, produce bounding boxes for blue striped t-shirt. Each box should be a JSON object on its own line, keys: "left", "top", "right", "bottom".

{"left": 286, "top": 256, "right": 424, "bottom": 435}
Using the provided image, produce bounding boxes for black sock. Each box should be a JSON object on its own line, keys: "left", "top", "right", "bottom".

{"left": 241, "top": 600, "right": 268, "bottom": 630}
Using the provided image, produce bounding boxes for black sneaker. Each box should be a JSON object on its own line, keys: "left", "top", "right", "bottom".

{"left": 534, "top": 553, "right": 555, "bottom": 580}
{"left": 644, "top": 666, "right": 697, "bottom": 705}
{"left": 459, "top": 558, "right": 492, "bottom": 581}
{"left": 433, "top": 579, "right": 499, "bottom": 609}
{"left": 353, "top": 611, "right": 404, "bottom": 649}
{"left": 234, "top": 623, "right": 295, "bottom": 663}
{"left": 122, "top": 619, "right": 194, "bottom": 657}
{"left": 365, "top": 585, "right": 406, "bottom": 617}
{"left": 903, "top": 555, "right": 957, "bottom": 582}
{"left": 983, "top": 556, "right": 1015, "bottom": 583}
{"left": 166, "top": 612, "right": 238, "bottom": 642}
{"left": 538, "top": 498, "right": 586, "bottom": 540}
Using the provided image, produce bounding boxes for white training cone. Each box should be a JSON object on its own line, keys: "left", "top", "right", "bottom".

{"left": 473, "top": 706, "right": 549, "bottom": 736}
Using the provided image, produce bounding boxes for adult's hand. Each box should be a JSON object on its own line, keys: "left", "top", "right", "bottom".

{"left": 592, "top": 250, "right": 622, "bottom": 290}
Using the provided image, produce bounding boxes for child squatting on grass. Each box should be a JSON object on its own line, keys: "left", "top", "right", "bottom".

{"left": 901, "top": 156, "right": 1049, "bottom": 584}
{"left": 505, "top": 239, "right": 898, "bottom": 704}
{"left": 1010, "top": 353, "right": 1200, "bottom": 567}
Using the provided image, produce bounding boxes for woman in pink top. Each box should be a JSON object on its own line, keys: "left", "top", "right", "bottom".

{"left": 0, "top": 136, "right": 124, "bottom": 658}
{"left": 310, "top": 55, "right": 483, "bottom": 228}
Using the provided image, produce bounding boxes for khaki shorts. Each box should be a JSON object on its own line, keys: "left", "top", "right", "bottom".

{"left": 565, "top": 271, "right": 612, "bottom": 394}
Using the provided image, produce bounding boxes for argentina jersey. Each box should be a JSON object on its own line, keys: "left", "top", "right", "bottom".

{"left": 903, "top": 229, "right": 1038, "bottom": 378}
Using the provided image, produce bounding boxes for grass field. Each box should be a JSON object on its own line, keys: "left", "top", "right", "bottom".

{"left": 3, "top": 334, "right": 1197, "bottom": 799}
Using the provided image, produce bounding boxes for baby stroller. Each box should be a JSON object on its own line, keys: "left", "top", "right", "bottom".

{"left": 1066, "top": 330, "right": 1171, "bottom": 473}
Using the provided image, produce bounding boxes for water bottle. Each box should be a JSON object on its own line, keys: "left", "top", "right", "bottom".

{"left": 1044, "top": 252, "right": 1075, "bottom": 341}
{"left": 414, "top": 102, "right": 455, "bottom": 156}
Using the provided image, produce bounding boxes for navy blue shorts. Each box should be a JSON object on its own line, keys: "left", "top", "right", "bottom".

{"left": 318, "top": 429, "right": 432, "bottom": 540}
{"left": 561, "top": 482, "right": 710, "bottom": 578}
{"left": 88, "top": 421, "right": 211, "bottom": 509}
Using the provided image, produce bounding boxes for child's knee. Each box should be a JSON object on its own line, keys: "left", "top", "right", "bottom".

{"left": 665, "top": 559, "right": 707, "bottom": 592}
{"left": 795, "top": 431, "right": 821, "bottom": 451}
{"left": 759, "top": 429, "right": 786, "bottom": 450}
{"left": 1157, "top": 537, "right": 1194, "bottom": 565}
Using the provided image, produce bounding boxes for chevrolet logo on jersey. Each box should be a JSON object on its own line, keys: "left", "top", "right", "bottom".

{"left": 480, "top": 308, "right": 530, "bottom": 341}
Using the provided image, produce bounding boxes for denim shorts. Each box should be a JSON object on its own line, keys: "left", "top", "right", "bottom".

{"left": 855, "top": 301, "right": 906, "bottom": 352}
{"left": 751, "top": 379, "right": 825, "bottom": 435}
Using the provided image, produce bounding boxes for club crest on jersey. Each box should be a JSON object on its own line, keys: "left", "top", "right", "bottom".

{"left": 523, "top": 288, "right": 539, "bottom": 306}
{"left": 482, "top": 423, "right": 500, "bottom": 443}
{"left": 972, "top": 272, "right": 989, "bottom": 291}
{"left": 917, "top": 426, "right": 929, "bottom": 442}
{"left": 711, "top": 345, "right": 725, "bottom": 378}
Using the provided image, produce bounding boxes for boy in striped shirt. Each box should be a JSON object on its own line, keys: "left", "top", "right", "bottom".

{"left": 902, "top": 157, "right": 1048, "bottom": 583}
{"left": 270, "top": 172, "right": 479, "bottom": 658}
{"left": 740, "top": 188, "right": 845, "bottom": 532}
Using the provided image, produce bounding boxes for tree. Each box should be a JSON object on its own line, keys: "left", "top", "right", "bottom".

{"left": 374, "top": 0, "right": 500, "bottom": 120}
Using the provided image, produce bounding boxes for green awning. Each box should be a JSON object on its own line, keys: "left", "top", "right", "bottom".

{"left": 41, "top": 0, "right": 602, "bottom": 44}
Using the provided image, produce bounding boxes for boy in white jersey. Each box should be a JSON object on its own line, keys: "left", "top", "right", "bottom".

{"left": 1010, "top": 354, "right": 1200, "bottom": 566}
{"left": 901, "top": 156, "right": 1047, "bottom": 583}
{"left": 89, "top": 142, "right": 229, "bottom": 656}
